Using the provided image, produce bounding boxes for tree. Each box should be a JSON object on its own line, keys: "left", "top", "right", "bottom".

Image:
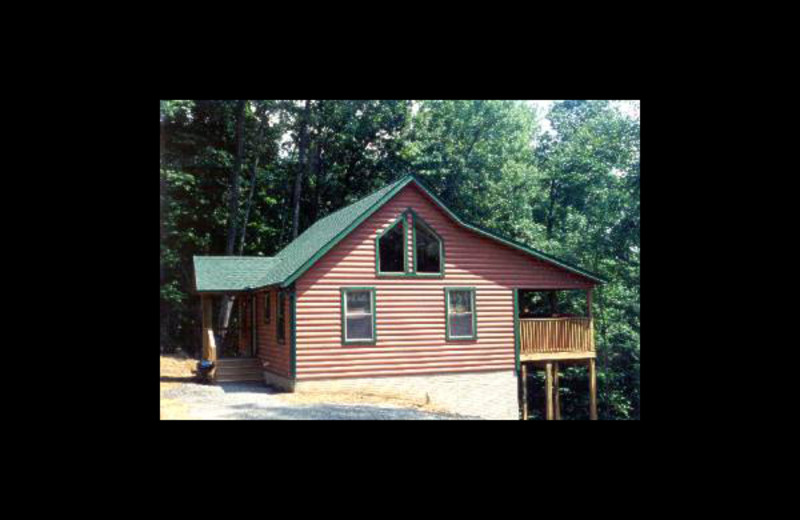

{"left": 217, "top": 100, "right": 247, "bottom": 339}
{"left": 292, "top": 100, "right": 311, "bottom": 239}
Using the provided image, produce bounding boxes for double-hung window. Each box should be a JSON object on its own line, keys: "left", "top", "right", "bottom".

{"left": 341, "top": 288, "right": 376, "bottom": 344}
{"left": 445, "top": 287, "right": 477, "bottom": 340}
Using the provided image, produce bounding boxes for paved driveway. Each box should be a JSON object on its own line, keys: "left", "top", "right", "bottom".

{"left": 161, "top": 382, "right": 476, "bottom": 420}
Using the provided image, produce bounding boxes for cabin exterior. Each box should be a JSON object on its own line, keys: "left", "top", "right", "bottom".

{"left": 193, "top": 175, "right": 605, "bottom": 420}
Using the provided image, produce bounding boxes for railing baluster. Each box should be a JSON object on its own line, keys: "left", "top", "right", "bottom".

{"left": 519, "top": 317, "right": 595, "bottom": 356}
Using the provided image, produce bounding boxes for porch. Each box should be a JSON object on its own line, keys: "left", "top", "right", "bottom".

{"left": 517, "top": 288, "right": 598, "bottom": 420}
{"left": 200, "top": 292, "right": 263, "bottom": 383}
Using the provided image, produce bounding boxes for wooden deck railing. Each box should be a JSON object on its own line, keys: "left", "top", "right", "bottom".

{"left": 519, "top": 317, "right": 595, "bottom": 357}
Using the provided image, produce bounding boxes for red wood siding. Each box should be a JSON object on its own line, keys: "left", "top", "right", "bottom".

{"left": 294, "top": 183, "right": 592, "bottom": 381}
{"left": 255, "top": 289, "right": 291, "bottom": 377}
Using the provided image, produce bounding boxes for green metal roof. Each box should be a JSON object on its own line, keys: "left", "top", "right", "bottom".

{"left": 192, "top": 256, "right": 278, "bottom": 292}
{"left": 193, "top": 174, "right": 606, "bottom": 293}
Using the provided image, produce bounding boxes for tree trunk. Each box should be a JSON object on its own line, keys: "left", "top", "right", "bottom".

{"left": 238, "top": 164, "right": 258, "bottom": 255}
{"left": 217, "top": 100, "right": 247, "bottom": 337}
{"left": 238, "top": 103, "right": 270, "bottom": 255}
{"left": 308, "top": 140, "right": 323, "bottom": 224}
{"left": 546, "top": 178, "right": 557, "bottom": 240}
{"left": 292, "top": 100, "right": 311, "bottom": 239}
{"left": 160, "top": 109, "right": 169, "bottom": 351}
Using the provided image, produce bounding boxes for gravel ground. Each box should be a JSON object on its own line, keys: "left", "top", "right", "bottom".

{"left": 161, "top": 381, "right": 478, "bottom": 420}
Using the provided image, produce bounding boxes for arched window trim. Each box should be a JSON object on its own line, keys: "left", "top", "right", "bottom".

{"left": 409, "top": 208, "right": 445, "bottom": 277}
{"left": 375, "top": 211, "right": 409, "bottom": 276}
{"left": 375, "top": 208, "right": 445, "bottom": 278}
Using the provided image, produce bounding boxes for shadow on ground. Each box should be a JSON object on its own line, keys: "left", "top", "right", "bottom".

{"left": 160, "top": 376, "right": 197, "bottom": 383}
{"left": 219, "top": 402, "right": 469, "bottom": 420}
{"left": 217, "top": 382, "right": 284, "bottom": 394}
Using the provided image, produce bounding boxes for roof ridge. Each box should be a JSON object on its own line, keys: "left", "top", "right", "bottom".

{"left": 269, "top": 175, "right": 411, "bottom": 261}
{"left": 193, "top": 173, "right": 605, "bottom": 293}
{"left": 303, "top": 175, "right": 409, "bottom": 225}
{"left": 407, "top": 176, "right": 607, "bottom": 283}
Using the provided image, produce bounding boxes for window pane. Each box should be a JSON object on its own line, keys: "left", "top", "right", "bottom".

{"left": 379, "top": 222, "right": 405, "bottom": 272}
{"left": 347, "top": 316, "right": 373, "bottom": 340}
{"left": 450, "top": 314, "right": 473, "bottom": 337}
{"left": 449, "top": 291, "right": 472, "bottom": 313}
{"left": 415, "top": 222, "right": 440, "bottom": 273}
{"left": 347, "top": 291, "right": 372, "bottom": 313}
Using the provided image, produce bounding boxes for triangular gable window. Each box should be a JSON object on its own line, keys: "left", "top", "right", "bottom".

{"left": 376, "top": 209, "right": 444, "bottom": 277}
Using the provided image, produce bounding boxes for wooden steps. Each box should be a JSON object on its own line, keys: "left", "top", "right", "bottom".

{"left": 215, "top": 358, "right": 264, "bottom": 383}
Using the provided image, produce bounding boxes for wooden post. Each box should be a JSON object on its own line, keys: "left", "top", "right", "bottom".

{"left": 238, "top": 297, "right": 244, "bottom": 355}
{"left": 587, "top": 288, "right": 593, "bottom": 319}
{"left": 201, "top": 295, "right": 217, "bottom": 363}
{"left": 554, "top": 362, "right": 561, "bottom": 420}
{"left": 589, "top": 358, "right": 597, "bottom": 420}
{"left": 521, "top": 363, "right": 528, "bottom": 421}
{"left": 587, "top": 287, "right": 595, "bottom": 352}
{"left": 549, "top": 291, "right": 558, "bottom": 316}
{"left": 545, "top": 362, "right": 554, "bottom": 420}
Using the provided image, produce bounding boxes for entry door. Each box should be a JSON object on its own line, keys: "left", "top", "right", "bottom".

{"left": 250, "top": 294, "right": 258, "bottom": 357}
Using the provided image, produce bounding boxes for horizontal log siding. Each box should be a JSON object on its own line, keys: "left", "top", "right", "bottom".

{"left": 255, "top": 289, "right": 291, "bottom": 377}
{"left": 295, "top": 183, "right": 591, "bottom": 380}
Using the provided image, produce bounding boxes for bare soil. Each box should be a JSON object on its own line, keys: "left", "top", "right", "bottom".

{"left": 160, "top": 353, "right": 197, "bottom": 420}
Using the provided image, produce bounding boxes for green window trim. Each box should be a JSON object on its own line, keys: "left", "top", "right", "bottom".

{"left": 445, "top": 287, "right": 477, "bottom": 341}
{"left": 264, "top": 290, "right": 271, "bottom": 324}
{"left": 375, "top": 208, "right": 445, "bottom": 278}
{"left": 277, "top": 291, "right": 286, "bottom": 344}
{"left": 410, "top": 208, "right": 445, "bottom": 278}
{"left": 375, "top": 212, "right": 409, "bottom": 276}
{"left": 341, "top": 287, "right": 377, "bottom": 345}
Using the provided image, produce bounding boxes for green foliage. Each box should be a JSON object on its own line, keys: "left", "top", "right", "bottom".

{"left": 160, "top": 99, "right": 640, "bottom": 419}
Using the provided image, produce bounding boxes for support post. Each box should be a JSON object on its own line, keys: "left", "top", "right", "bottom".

{"left": 587, "top": 288, "right": 593, "bottom": 319}
{"left": 201, "top": 294, "right": 217, "bottom": 363}
{"left": 549, "top": 291, "right": 558, "bottom": 316}
{"left": 545, "top": 362, "right": 554, "bottom": 420}
{"left": 589, "top": 358, "right": 597, "bottom": 420}
{"left": 587, "top": 288, "right": 595, "bottom": 352}
{"left": 554, "top": 362, "right": 561, "bottom": 420}
{"left": 521, "top": 363, "right": 528, "bottom": 421}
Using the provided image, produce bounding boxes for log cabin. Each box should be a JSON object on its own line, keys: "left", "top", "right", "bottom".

{"left": 192, "top": 175, "right": 605, "bottom": 420}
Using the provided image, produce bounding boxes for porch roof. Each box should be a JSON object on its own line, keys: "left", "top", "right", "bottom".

{"left": 192, "top": 256, "right": 278, "bottom": 293}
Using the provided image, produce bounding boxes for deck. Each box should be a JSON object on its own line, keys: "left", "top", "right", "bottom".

{"left": 518, "top": 315, "right": 597, "bottom": 420}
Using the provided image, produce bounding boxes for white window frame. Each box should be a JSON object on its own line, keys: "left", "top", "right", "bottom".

{"left": 342, "top": 287, "right": 376, "bottom": 344}
{"left": 446, "top": 287, "right": 477, "bottom": 340}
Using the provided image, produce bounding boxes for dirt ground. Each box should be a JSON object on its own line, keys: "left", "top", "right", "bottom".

{"left": 159, "top": 354, "right": 468, "bottom": 419}
{"left": 279, "top": 389, "right": 450, "bottom": 414}
{"left": 160, "top": 353, "right": 198, "bottom": 420}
